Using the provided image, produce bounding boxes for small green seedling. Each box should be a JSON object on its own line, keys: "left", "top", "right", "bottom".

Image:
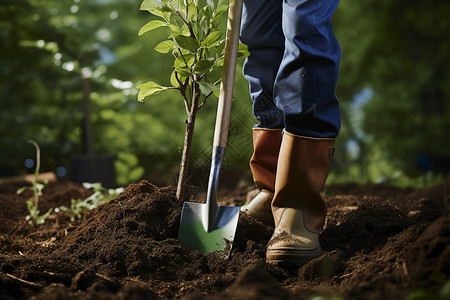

{"left": 57, "top": 182, "right": 124, "bottom": 222}
{"left": 137, "top": 0, "right": 249, "bottom": 199}
{"left": 17, "top": 140, "right": 53, "bottom": 226}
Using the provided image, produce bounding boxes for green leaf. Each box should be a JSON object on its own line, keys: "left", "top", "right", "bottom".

{"left": 188, "top": 0, "right": 197, "bottom": 22}
{"left": 154, "top": 40, "right": 176, "bottom": 53}
{"left": 175, "top": 35, "right": 200, "bottom": 53}
{"left": 174, "top": 54, "right": 194, "bottom": 68}
{"left": 237, "top": 42, "right": 250, "bottom": 58}
{"left": 207, "top": 0, "right": 216, "bottom": 9}
{"left": 138, "top": 20, "right": 169, "bottom": 36}
{"left": 35, "top": 182, "right": 45, "bottom": 196}
{"left": 199, "top": 18, "right": 209, "bottom": 36}
{"left": 168, "top": 24, "right": 180, "bottom": 34}
{"left": 203, "top": 5, "right": 213, "bottom": 20}
{"left": 17, "top": 186, "right": 28, "bottom": 194}
{"left": 213, "top": 4, "right": 229, "bottom": 19}
{"left": 198, "top": 81, "right": 219, "bottom": 96}
{"left": 215, "top": 58, "right": 224, "bottom": 67}
{"left": 38, "top": 208, "right": 53, "bottom": 225}
{"left": 175, "top": 66, "right": 193, "bottom": 77}
{"left": 214, "top": 4, "right": 229, "bottom": 16}
{"left": 129, "top": 166, "right": 145, "bottom": 182}
{"left": 140, "top": 0, "right": 162, "bottom": 11}
{"left": 137, "top": 81, "right": 169, "bottom": 101}
{"left": 216, "top": 39, "right": 225, "bottom": 55}
{"left": 140, "top": 0, "right": 171, "bottom": 20}
{"left": 201, "top": 31, "right": 222, "bottom": 48}
{"left": 191, "top": 21, "right": 201, "bottom": 41}
{"left": 212, "top": 4, "right": 228, "bottom": 26}
{"left": 170, "top": 70, "right": 183, "bottom": 87}
{"left": 193, "top": 59, "right": 215, "bottom": 75}
{"left": 181, "top": 25, "right": 190, "bottom": 36}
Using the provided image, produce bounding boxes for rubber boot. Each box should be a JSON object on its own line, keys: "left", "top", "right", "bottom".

{"left": 266, "top": 131, "right": 335, "bottom": 265}
{"left": 241, "top": 128, "right": 282, "bottom": 226}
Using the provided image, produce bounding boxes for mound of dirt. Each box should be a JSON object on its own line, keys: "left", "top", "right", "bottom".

{"left": 0, "top": 178, "right": 449, "bottom": 299}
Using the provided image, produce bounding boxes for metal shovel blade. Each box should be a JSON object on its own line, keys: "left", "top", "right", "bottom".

{"left": 178, "top": 202, "right": 240, "bottom": 255}
{"left": 178, "top": 146, "right": 240, "bottom": 256}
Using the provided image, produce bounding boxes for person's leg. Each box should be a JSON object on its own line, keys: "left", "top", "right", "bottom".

{"left": 240, "top": 0, "right": 286, "bottom": 225}
{"left": 240, "top": 0, "right": 285, "bottom": 129}
{"left": 267, "top": 0, "right": 341, "bottom": 264}
{"left": 274, "top": 0, "right": 341, "bottom": 138}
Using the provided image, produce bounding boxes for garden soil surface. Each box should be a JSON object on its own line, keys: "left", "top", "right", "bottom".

{"left": 0, "top": 173, "right": 449, "bottom": 300}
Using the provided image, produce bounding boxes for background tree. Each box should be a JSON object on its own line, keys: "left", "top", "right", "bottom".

{"left": 332, "top": 0, "right": 450, "bottom": 183}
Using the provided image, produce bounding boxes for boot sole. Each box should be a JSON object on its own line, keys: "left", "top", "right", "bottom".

{"left": 266, "top": 248, "right": 324, "bottom": 266}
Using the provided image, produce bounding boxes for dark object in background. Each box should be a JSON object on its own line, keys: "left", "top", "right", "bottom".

{"left": 71, "top": 76, "right": 116, "bottom": 188}
{"left": 71, "top": 154, "right": 116, "bottom": 188}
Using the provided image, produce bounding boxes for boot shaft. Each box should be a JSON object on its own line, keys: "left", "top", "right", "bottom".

{"left": 250, "top": 128, "right": 283, "bottom": 191}
{"left": 272, "top": 131, "right": 335, "bottom": 232}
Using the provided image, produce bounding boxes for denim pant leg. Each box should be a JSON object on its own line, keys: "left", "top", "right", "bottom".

{"left": 274, "top": 0, "right": 341, "bottom": 138}
{"left": 240, "top": 0, "right": 285, "bottom": 129}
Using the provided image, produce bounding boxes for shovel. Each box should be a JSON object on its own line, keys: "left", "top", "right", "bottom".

{"left": 178, "top": 0, "right": 243, "bottom": 256}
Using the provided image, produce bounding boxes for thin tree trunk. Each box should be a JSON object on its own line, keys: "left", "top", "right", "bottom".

{"left": 176, "top": 82, "right": 200, "bottom": 200}
{"left": 176, "top": 116, "right": 196, "bottom": 200}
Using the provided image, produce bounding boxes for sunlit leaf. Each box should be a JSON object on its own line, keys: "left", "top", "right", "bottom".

{"left": 161, "top": 4, "right": 175, "bottom": 13}
{"left": 215, "top": 58, "right": 224, "bottom": 66}
{"left": 213, "top": 4, "right": 228, "bottom": 18}
{"left": 174, "top": 54, "right": 194, "bottom": 68}
{"left": 201, "top": 31, "right": 222, "bottom": 48}
{"left": 207, "top": 0, "right": 215, "bottom": 9}
{"left": 17, "top": 186, "right": 28, "bottom": 194}
{"left": 203, "top": 5, "right": 213, "bottom": 20}
{"left": 215, "top": 39, "right": 225, "bottom": 54}
{"left": 168, "top": 24, "right": 180, "bottom": 33}
{"left": 188, "top": 1, "right": 197, "bottom": 22}
{"left": 191, "top": 21, "right": 201, "bottom": 41}
{"left": 170, "top": 70, "right": 187, "bottom": 88}
{"left": 154, "top": 40, "right": 176, "bottom": 53}
{"left": 138, "top": 20, "right": 168, "bottom": 36}
{"left": 199, "top": 17, "right": 208, "bottom": 36}
{"left": 181, "top": 24, "right": 190, "bottom": 36}
{"left": 140, "top": 0, "right": 162, "bottom": 11}
{"left": 217, "top": 0, "right": 227, "bottom": 6}
{"left": 137, "top": 81, "right": 169, "bottom": 101}
{"left": 237, "top": 42, "right": 250, "bottom": 58}
{"left": 212, "top": 4, "right": 228, "bottom": 26}
{"left": 140, "top": 0, "right": 171, "bottom": 20}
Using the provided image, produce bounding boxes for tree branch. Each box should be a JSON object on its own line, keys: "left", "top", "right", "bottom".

{"left": 198, "top": 91, "right": 213, "bottom": 111}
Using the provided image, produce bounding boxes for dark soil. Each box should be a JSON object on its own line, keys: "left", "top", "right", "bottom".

{"left": 0, "top": 175, "right": 449, "bottom": 299}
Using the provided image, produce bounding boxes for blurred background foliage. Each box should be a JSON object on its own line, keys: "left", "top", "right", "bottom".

{"left": 0, "top": 0, "right": 449, "bottom": 188}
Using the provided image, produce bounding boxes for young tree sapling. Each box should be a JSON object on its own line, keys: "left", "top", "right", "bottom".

{"left": 137, "top": 0, "right": 249, "bottom": 199}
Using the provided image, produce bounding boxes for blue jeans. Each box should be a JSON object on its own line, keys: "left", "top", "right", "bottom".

{"left": 240, "top": 0, "right": 341, "bottom": 138}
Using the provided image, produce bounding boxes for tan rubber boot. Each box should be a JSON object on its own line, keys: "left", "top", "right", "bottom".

{"left": 241, "top": 128, "right": 282, "bottom": 226}
{"left": 266, "top": 131, "right": 335, "bottom": 265}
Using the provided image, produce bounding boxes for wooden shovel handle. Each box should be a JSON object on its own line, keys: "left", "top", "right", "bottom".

{"left": 213, "top": 0, "right": 244, "bottom": 148}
